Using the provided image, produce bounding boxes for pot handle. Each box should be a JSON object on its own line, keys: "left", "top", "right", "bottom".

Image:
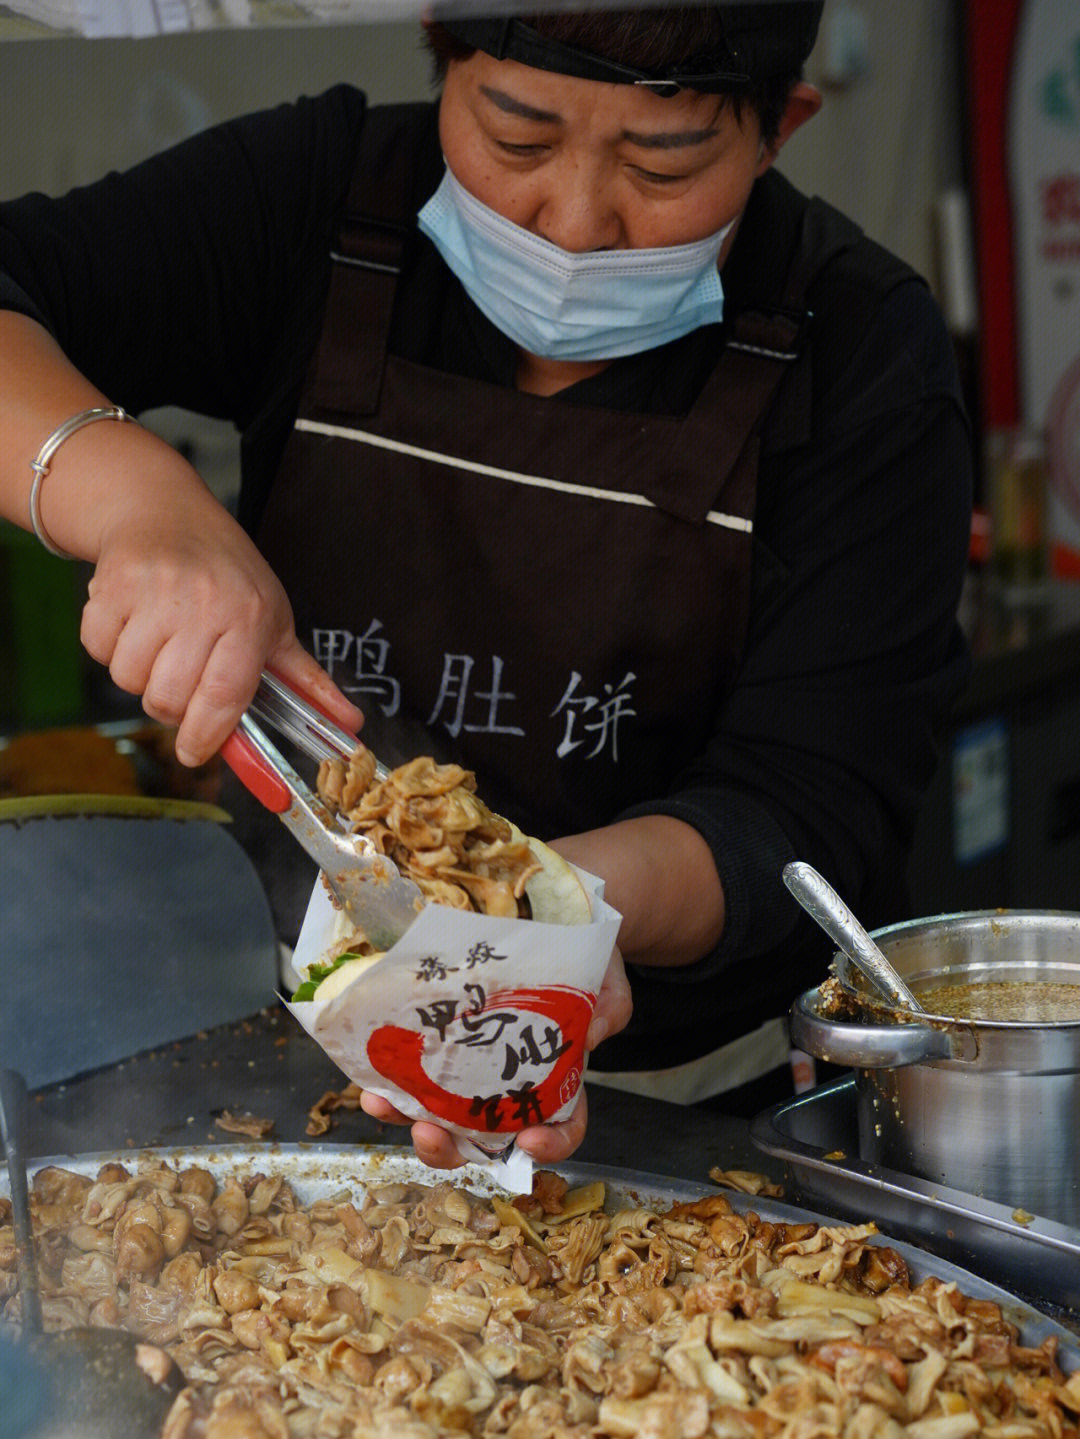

{"left": 790, "top": 991, "right": 978, "bottom": 1068}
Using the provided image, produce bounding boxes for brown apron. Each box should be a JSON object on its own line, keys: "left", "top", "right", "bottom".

{"left": 256, "top": 106, "right": 859, "bottom": 848}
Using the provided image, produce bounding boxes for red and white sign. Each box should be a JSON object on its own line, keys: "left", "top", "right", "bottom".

{"left": 1008, "top": 0, "right": 1080, "bottom": 568}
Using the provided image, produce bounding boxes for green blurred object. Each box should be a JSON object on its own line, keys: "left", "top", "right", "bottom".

{"left": 0, "top": 520, "right": 84, "bottom": 727}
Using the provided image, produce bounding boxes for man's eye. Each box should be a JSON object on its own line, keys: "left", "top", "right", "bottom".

{"left": 634, "top": 167, "right": 686, "bottom": 185}
{"left": 495, "top": 140, "right": 547, "bottom": 156}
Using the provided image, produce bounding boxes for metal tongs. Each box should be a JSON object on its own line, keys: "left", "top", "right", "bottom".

{"left": 219, "top": 672, "right": 424, "bottom": 950}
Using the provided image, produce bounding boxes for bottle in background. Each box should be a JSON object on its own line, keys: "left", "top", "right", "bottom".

{"left": 988, "top": 427, "right": 1049, "bottom": 598}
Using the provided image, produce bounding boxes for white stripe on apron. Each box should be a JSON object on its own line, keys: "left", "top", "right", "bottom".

{"left": 294, "top": 417, "right": 754, "bottom": 534}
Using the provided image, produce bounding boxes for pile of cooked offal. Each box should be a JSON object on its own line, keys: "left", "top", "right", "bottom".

{"left": 3, "top": 1160, "right": 1079, "bottom": 1438}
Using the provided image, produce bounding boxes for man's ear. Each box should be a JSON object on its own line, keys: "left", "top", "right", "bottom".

{"left": 756, "top": 82, "right": 822, "bottom": 175}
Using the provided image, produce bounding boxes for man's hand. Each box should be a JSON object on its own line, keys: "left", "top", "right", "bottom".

{"left": 0, "top": 315, "right": 361, "bottom": 759}
{"left": 359, "top": 945, "right": 632, "bottom": 1169}
{"left": 79, "top": 446, "right": 361, "bottom": 764}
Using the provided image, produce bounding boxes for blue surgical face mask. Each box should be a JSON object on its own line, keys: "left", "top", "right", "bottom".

{"left": 417, "top": 165, "right": 735, "bottom": 362}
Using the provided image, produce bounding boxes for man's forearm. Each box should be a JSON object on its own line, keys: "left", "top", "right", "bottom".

{"left": 0, "top": 310, "right": 218, "bottom": 563}
{"left": 0, "top": 312, "right": 115, "bottom": 538}
{"left": 551, "top": 815, "right": 725, "bottom": 968}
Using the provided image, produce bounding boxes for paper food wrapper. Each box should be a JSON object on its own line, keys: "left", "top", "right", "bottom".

{"left": 284, "top": 866, "right": 620, "bottom": 1162}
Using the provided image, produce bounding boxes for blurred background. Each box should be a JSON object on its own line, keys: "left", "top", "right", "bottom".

{"left": 1, "top": 0, "right": 1079, "bottom": 923}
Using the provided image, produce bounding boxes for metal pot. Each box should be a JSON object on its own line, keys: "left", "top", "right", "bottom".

{"left": 790, "top": 910, "right": 1080, "bottom": 1225}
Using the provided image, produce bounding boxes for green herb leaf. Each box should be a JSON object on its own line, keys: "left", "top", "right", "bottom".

{"left": 291, "top": 952, "right": 369, "bottom": 1002}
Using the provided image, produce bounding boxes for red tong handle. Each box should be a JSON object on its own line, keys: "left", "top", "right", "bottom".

{"left": 219, "top": 670, "right": 359, "bottom": 815}
{"left": 220, "top": 730, "right": 291, "bottom": 814}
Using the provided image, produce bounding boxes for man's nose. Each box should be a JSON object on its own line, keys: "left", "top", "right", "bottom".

{"left": 535, "top": 168, "right": 621, "bottom": 252}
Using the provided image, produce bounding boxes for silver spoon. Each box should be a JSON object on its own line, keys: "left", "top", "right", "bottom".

{"left": 782, "top": 861, "right": 924, "bottom": 1013}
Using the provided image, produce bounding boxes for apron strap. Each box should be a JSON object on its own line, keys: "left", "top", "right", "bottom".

{"left": 302, "top": 107, "right": 431, "bottom": 421}
{"left": 654, "top": 198, "right": 866, "bottom": 527}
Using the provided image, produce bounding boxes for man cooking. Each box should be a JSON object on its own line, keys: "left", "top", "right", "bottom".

{"left": 0, "top": 3, "right": 972, "bottom": 1165}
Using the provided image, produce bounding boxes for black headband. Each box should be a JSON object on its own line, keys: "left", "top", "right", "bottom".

{"left": 438, "top": 4, "right": 824, "bottom": 98}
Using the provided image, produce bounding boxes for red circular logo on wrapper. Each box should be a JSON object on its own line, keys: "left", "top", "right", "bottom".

{"left": 366, "top": 984, "right": 594, "bottom": 1134}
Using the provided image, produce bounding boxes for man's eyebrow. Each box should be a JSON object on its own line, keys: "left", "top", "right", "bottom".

{"left": 480, "top": 86, "right": 563, "bottom": 124}
{"left": 478, "top": 86, "right": 720, "bottom": 148}
{"left": 621, "top": 126, "right": 720, "bottom": 149}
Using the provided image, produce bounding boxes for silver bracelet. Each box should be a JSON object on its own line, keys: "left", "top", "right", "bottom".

{"left": 29, "top": 405, "right": 134, "bottom": 559}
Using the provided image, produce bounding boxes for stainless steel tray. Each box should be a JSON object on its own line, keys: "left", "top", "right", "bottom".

{"left": 750, "top": 1076, "right": 1080, "bottom": 1317}
{"left": 4, "top": 1142, "right": 1078, "bottom": 1364}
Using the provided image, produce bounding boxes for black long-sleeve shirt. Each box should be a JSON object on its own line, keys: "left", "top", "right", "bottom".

{"left": 0, "top": 88, "right": 972, "bottom": 1065}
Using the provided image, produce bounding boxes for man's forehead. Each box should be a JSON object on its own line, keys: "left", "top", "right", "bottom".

{"left": 462, "top": 53, "right": 731, "bottom": 132}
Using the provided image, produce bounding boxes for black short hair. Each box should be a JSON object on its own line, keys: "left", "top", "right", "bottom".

{"left": 424, "top": 6, "right": 819, "bottom": 145}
